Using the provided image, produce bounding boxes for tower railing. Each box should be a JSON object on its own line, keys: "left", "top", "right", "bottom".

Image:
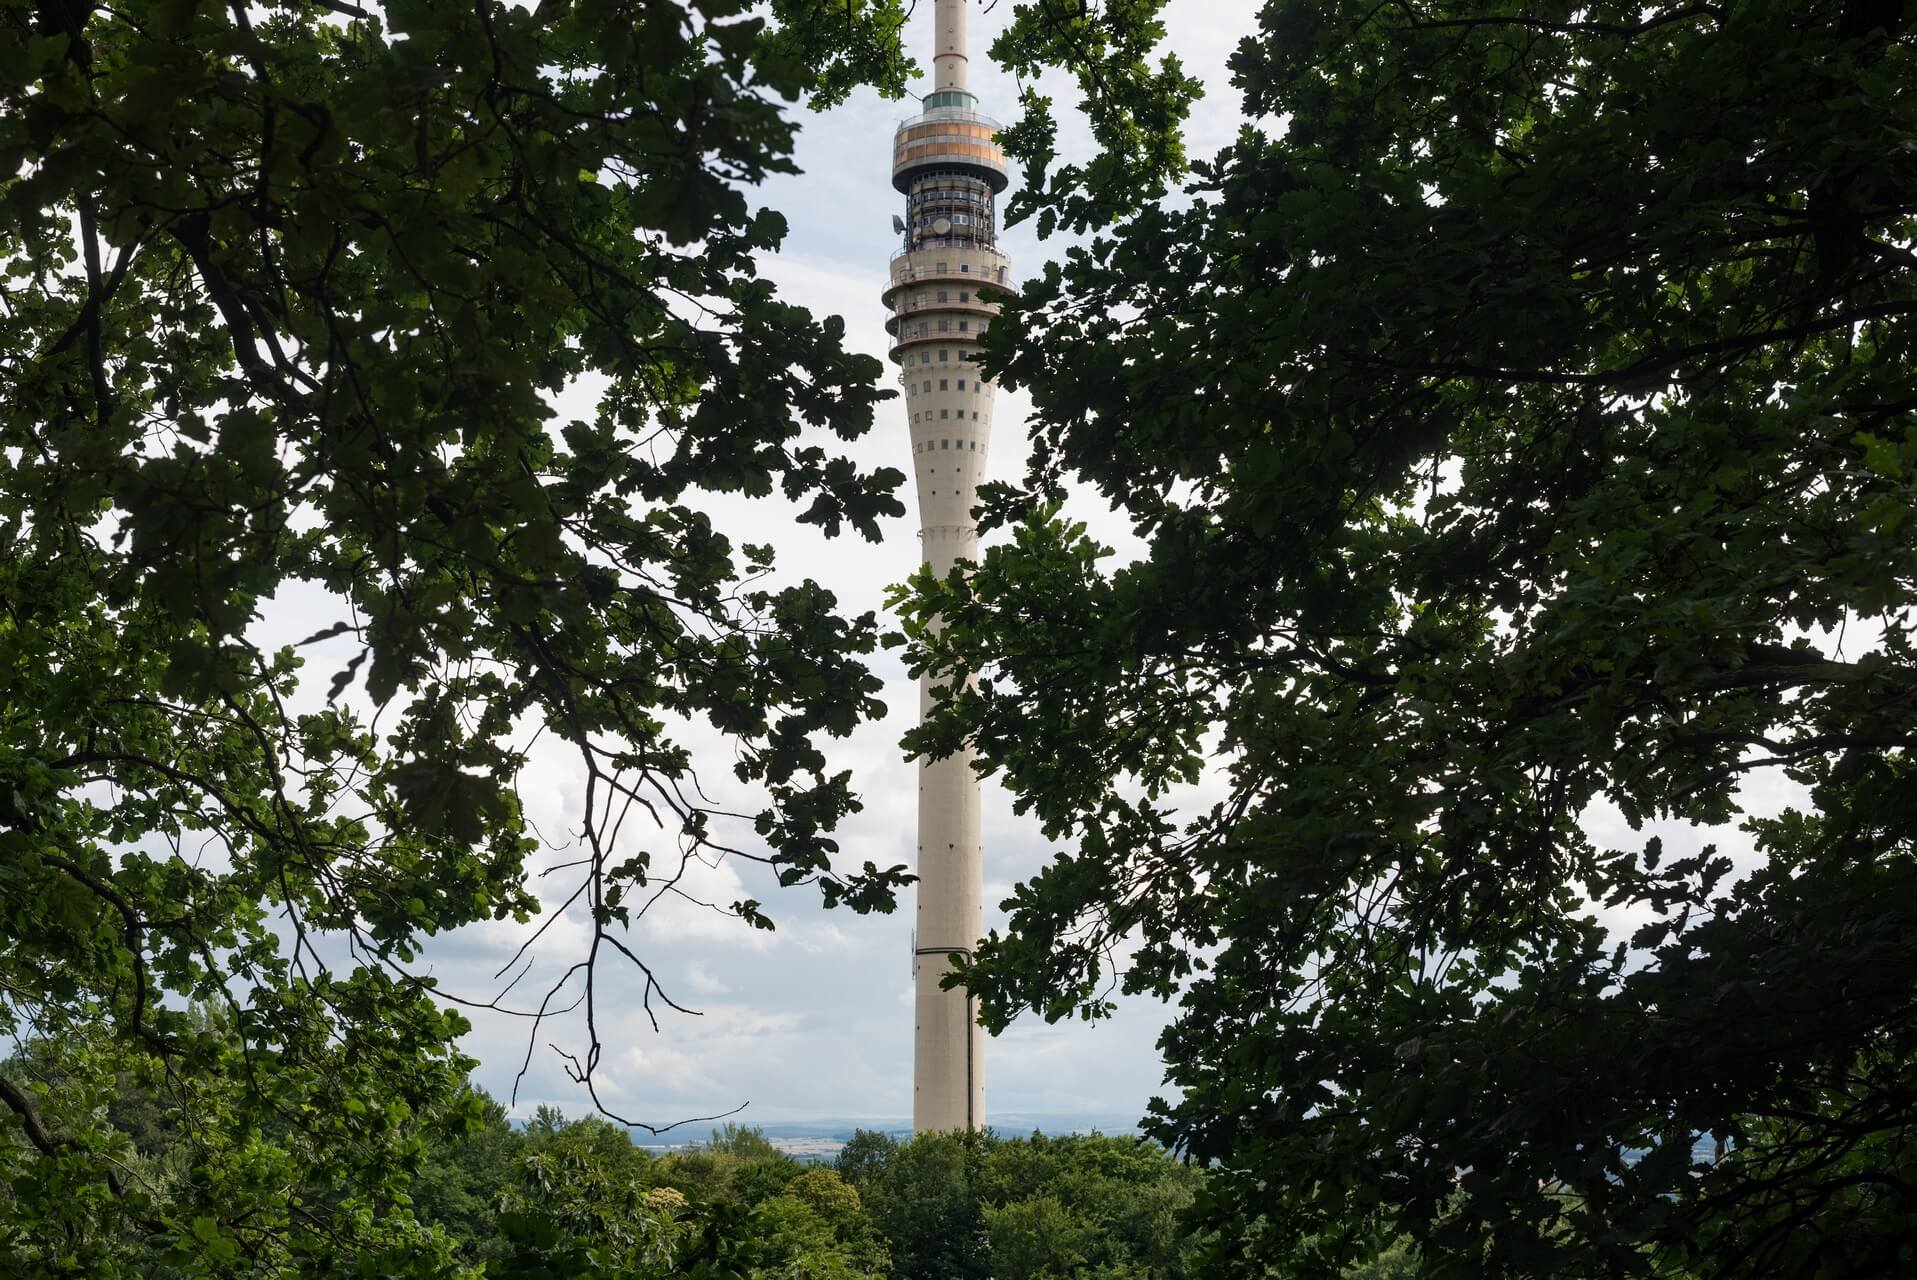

{"left": 890, "top": 239, "right": 1013, "bottom": 267}
{"left": 896, "top": 107, "right": 1005, "bottom": 132}
{"left": 887, "top": 294, "right": 999, "bottom": 319}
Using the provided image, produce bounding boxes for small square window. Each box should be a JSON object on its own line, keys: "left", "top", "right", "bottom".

{"left": 956, "top": 379, "right": 965, "bottom": 389}
{"left": 961, "top": 264, "right": 971, "bottom": 273}
{"left": 972, "top": 411, "right": 979, "bottom": 420}
{"left": 969, "top": 441, "right": 976, "bottom": 451}
{"left": 940, "top": 379, "right": 949, "bottom": 391}
{"left": 940, "top": 409, "right": 949, "bottom": 419}
{"left": 941, "top": 439, "right": 950, "bottom": 449}
{"left": 936, "top": 262, "right": 949, "bottom": 272}
{"left": 939, "top": 349, "right": 950, "bottom": 362}
{"left": 939, "top": 320, "right": 950, "bottom": 332}
{"left": 921, "top": 354, "right": 931, "bottom": 365}
{"left": 937, "top": 291, "right": 948, "bottom": 302}
{"left": 959, "top": 292, "right": 970, "bottom": 303}
{"left": 959, "top": 321, "right": 969, "bottom": 332}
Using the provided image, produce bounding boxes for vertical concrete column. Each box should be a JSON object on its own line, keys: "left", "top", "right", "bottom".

{"left": 912, "top": 522, "right": 986, "bottom": 1132}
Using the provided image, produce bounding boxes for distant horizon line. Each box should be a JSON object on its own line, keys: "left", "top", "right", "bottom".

{"left": 507, "top": 1110, "right": 1150, "bottom": 1137}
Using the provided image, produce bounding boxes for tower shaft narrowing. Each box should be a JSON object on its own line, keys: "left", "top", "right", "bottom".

{"left": 882, "top": 0, "right": 1009, "bottom": 1135}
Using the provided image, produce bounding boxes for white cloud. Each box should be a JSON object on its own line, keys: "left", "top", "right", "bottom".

{"left": 637, "top": 853, "right": 776, "bottom": 948}
{"left": 683, "top": 962, "right": 732, "bottom": 996}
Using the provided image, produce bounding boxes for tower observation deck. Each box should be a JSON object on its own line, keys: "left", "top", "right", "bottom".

{"left": 882, "top": 0, "right": 1007, "bottom": 1134}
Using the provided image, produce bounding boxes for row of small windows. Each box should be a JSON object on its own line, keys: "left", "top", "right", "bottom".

{"left": 909, "top": 166, "right": 994, "bottom": 184}
{"left": 931, "top": 262, "right": 1009, "bottom": 281}
{"left": 916, "top": 348, "right": 967, "bottom": 365}
{"left": 909, "top": 194, "right": 991, "bottom": 212}
{"left": 914, "top": 291, "right": 976, "bottom": 306}
{"left": 912, "top": 378, "right": 980, "bottom": 393}
{"left": 903, "top": 319, "right": 978, "bottom": 337}
{"left": 891, "top": 262, "right": 1011, "bottom": 287}
{"left": 913, "top": 410, "right": 983, "bottom": 421}
{"left": 916, "top": 439, "right": 981, "bottom": 453}
{"left": 907, "top": 181, "right": 992, "bottom": 207}
{"left": 911, "top": 213, "right": 985, "bottom": 229}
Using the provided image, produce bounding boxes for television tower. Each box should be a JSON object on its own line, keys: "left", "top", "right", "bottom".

{"left": 882, "top": 0, "right": 1009, "bottom": 1133}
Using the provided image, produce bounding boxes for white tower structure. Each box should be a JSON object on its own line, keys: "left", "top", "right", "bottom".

{"left": 882, "top": 0, "right": 1010, "bottom": 1134}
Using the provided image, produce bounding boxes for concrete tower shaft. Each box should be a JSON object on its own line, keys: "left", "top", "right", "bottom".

{"left": 934, "top": 0, "right": 968, "bottom": 91}
{"left": 881, "top": 0, "right": 1006, "bottom": 1134}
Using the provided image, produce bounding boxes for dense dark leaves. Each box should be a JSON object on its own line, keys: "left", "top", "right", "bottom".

{"left": 906, "top": 2, "right": 1917, "bottom": 1277}
{"left": 987, "top": 0, "right": 1201, "bottom": 238}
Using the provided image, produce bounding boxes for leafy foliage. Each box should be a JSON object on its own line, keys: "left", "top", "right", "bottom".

{"left": 4, "top": 1065, "right": 1211, "bottom": 1280}
{"left": 0, "top": 0, "right": 922, "bottom": 1268}
{"left": 987, "top": 0, "right": 1201, "bottom": 238}
{"left": 836, "top": 1127, "right": 1205, "bottom": 1280}
{"left": 904, "top": 1, "right": 1917, "bottom": 1277}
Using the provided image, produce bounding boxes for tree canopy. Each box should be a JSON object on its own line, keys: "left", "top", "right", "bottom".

{"left": 0, "top": 0, "right": 920, "bottom": 1269}
{"left": 907, "top": 1, "right": 1917, "bottom": 1276}
{"left": 2, "top": 1056, "right": 1217, "bottom": 1280}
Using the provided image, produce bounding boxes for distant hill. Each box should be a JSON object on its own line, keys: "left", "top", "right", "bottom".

{"left": 627, "top": 1119, "right": 1737, "bottom": 1169}
{"left": 630, "top": 1112, "right": 1148, "bottom": 1158}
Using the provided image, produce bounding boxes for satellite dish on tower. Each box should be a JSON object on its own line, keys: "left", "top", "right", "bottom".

{"left": 892, "top": 215, "right": 906, "bottom": 234}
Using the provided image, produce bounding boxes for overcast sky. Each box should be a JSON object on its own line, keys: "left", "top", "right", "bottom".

{"left": 369, "top": 3, "right": 1270, "bottom": 1130}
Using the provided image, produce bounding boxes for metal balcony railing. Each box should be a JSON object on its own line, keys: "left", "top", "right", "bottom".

{"left": 897, "top": 107, "right": 1005, "bottom": 133}
{"left": 889, "top": 238, "right": 1013, "bottom": 267}
{"left": 889, "top": 292, "right": 999, "bottom": 314}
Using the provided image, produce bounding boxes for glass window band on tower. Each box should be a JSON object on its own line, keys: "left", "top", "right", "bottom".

{"left": 891, "top": 109, "right": 1009, "bottom": 199}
